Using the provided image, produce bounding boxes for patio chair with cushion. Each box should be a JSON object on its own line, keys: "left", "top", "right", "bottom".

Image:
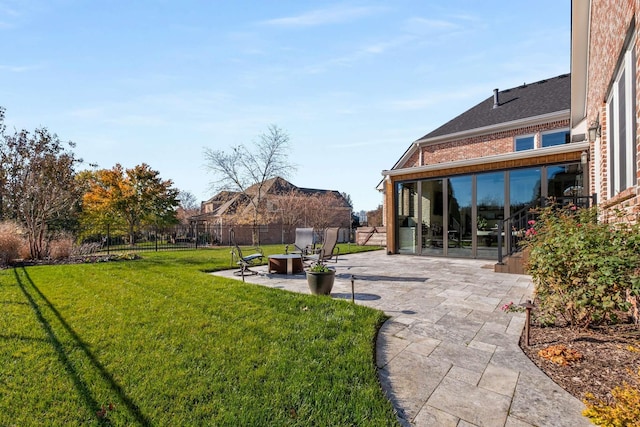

{"left": 230, "top": 232, "right": 264, "bottom": 280}
{"left": 285, "top": 227, "right": 316, "bottom": 255}
{"left": 304, "top": 227, "right": 340, "bottom": 264}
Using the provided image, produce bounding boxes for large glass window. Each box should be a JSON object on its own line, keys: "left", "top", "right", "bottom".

{"left": 547, "top": 164, "right": 583, "bottom": 199}
{"left": 541, "top": 130, "right": 569, "bottom": 147}
{"left": 448, "top": 176, "right": 472, "bottom": 257}
{"left": 607, "top": 34, "right": 637, "bottom": 196}
{"left": 396, "top": 182, "right": 418, "bottom": 254}
{"left": 476, "top": 172, "right": 505, "bottom": 258}
{"left": 420, "top": 180, "right": 444, "bottom": 256}
{"left": 510, "top": 168, "right": 541, "bottom": 213}
{"left": 394, "top": 162, "right": 580, "bottom": 259}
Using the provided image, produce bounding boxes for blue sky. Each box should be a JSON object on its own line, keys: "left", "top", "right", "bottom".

{"left": 2, "top": 1, "right": 570, "bottom": 212}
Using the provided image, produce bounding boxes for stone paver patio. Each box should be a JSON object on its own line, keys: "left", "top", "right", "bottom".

{"left": 213, "top": 250, "right": 592, "bottom": 427}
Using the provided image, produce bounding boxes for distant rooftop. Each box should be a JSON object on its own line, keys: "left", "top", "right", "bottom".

{"left": 420, "top": 73, "right": 571, "bottom": 140}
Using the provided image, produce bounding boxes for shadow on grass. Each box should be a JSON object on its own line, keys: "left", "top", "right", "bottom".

{"left": 14, "top": 267, "right": 151, "bottom": 426}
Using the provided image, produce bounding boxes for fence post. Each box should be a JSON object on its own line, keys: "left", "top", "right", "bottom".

{"left": 195, "top": 223, "right": 199, "bottom": 249}
{"left": 155, "top": 225, "right": 158, "bottom": 252}
{"left": 107, "top": 223, "right": 110, "bottom": 255}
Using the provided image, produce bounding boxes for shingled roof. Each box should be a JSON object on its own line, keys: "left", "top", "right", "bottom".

{"left": 419, "top": 73, "right": 570, "bottom": 140}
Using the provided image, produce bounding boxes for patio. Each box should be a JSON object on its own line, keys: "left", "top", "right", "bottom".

{"left": 213, "top": 250, "right": 591, "bottom": 427}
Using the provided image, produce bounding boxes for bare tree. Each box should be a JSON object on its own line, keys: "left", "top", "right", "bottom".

{"left": 270, "top": 189, "right": 308, "bottom": 238}
{"left": 341, "top": 192, "right": 353, "bottom": 208}
{"left": 305, "top": 192, "right": 350, "bottom": 232}
{"left": 203, "top": 124, "right": 294, "bottom": 244}
{"left": 0, "top": 107, "right": 82, "bottom": 259}
{"left": 367, "top": 205, "right": 383, "bottom": 226}
{"left": 177, "top": 190, "right": 200, "bottom": 224}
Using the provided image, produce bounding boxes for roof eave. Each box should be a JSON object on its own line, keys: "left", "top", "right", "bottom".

{"left": 382, "top": 141, "right": 589, "bottom": 178}
{"left": 570, "top": 0, "right": 591, "bottom": 128}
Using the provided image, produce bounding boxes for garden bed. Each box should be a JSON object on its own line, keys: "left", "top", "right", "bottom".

{"left": 520, "top": 314, "right": 640, "bottom": 402}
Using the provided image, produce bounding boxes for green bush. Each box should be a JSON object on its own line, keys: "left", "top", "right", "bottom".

{"left": 524, "top": 205, "right": 640, "bottom": 328}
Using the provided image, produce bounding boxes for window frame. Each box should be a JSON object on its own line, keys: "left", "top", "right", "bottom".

{"left": 540, "top": 129, "right": 570, "bottom": 148}
{"left": 514, "top": 134, "right": 535, "bottom": 152}
{"left": 606, "top": 33, "right": 637, "bottom": 197}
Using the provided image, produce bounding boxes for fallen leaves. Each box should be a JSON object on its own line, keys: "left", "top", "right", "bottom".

{"left": 538, "top": 345, "right": 583, "bottom": 366}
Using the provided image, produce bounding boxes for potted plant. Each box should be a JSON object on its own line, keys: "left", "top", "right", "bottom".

{"left": 306, "top": 261, "right": 335, "bottom": 295}
{"left": 477, "top": 215, "right": 488, "bottom": 231}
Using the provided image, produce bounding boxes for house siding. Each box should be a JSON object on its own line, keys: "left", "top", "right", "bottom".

{"left": 587, "top": 0, "right": 640, "bottom": 220}
{"left": 397, "top": 120, "right": 569, "bottom": 170}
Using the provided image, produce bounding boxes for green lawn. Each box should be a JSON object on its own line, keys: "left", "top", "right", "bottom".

{"left": 0, "top": 246, "right": 398, "bottom": 426}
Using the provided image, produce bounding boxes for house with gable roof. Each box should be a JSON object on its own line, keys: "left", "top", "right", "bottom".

{"left": 381, "top": 74, "right": 591, "bottom": 261}
{"left": 195, "top": 176, "right": 351, "bottom": 244}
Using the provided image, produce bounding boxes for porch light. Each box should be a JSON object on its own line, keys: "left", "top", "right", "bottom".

{"left": 588, "top": 119, "right": 601, "bottom": 142}
{"left": 581, "top": 150, "right": 589, "bottom": 165}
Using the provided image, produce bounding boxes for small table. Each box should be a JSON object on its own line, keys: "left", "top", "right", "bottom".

{"left": 268, "top": 254, "right": 303, "bottom": 275}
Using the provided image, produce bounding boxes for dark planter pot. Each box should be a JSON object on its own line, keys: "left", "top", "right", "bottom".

{"left": 306, "top": 270, "right": 336, "bottom": 295}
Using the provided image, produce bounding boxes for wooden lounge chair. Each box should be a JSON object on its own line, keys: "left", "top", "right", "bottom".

{"left": 304, "top": 227, "right": 340, "bottom": 264}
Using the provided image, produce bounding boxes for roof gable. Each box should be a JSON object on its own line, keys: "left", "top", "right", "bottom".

{"left": 421, "top": 74, "right": 571, "bottom": 140}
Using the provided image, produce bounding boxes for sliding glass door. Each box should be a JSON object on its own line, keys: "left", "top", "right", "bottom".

{"left": 396, "top": 182, "right": 418, "bottom": 254}
{"left": 420, "top": 179, "right": 444, "bottom": 255}
{"left": 447, "top": 176, "right": 472, "bottom": 257}
{"left": 476, "top": 172, "right": 505, "bottom": 259}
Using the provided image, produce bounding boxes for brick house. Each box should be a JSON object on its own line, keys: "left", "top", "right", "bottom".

{"left": 571, "top": 0, "right": 640, "bottom": 221}
{"left": 195, "top": 176, "right": 351, "bottom": 245}
{"left": 381, "top": 74, "right": 590, "bottom": 259}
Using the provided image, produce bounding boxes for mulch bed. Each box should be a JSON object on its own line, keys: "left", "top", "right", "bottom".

{"left": 520, "top": 313, "right": 640, "bottom": 402}
{"left": 6, "top": 253, "right": 141, "bottom": 268}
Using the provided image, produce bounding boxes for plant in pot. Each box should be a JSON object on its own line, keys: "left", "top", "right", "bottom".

{"left": 477, "top": 215, "right": 488, "bottom": 231}
{"left": 306, "top": 261, "right": 336, "bottom": 295}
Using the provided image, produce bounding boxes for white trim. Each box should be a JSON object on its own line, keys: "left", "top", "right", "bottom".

{"left": 415, "top": 110, "right": 570, "bottom": 146}
{"left": 594, "top": 136, "right": 601, "bottom": 200}
{"left": 570, "top": 0, "right": 591, "bottom": 127}
{"left": 382, "top": 141, "right": 590, "bottom": 178}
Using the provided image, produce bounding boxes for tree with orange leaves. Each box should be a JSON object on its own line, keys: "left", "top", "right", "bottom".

{"left": 81, "top": 163, "right": 179, "bottom": 245}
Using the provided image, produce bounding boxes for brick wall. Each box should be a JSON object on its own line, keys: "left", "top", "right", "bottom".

{"left": 585, "top": 0, "right": 640, "bottom": 322}
{"left": 397, "top": 120, "right": 569, "bottom": 169}
{"left": 587, "top": 0, "right": 640, "bottom": 220}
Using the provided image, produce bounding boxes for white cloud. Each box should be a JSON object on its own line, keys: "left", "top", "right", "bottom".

{"left": 404, "top": 17, "right": 460, "bottom": 34}
{"left": 0, "top": 63, "right": 41, "bottom": 72}
{"left": 388, "top": 84, "right": 489, "bottom": 112}
{"left": 261, "top": 5, "right": 384, "bottom": 28}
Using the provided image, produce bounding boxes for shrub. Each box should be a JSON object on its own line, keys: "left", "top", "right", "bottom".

{"left": 17, "top": 240, "right": 31, "bottom": 260}
{"left": 583, "top": 371, "right": 640, "bottom": 426}
{"left": 48, "top": 232, "right": 74, "bottom": 260}
{"left": 72, "top": 242, "right": 101, "bottom": 256}
{"left": 0, "top": 221, "right": 24, "bottom": 266}
{"left": 524, "top": 205, "right": 640, "bottom": 328}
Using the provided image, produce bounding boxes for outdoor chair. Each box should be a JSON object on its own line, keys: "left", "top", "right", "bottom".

{"left": 230, "top": 235, "right": 264, "bottom": 280}
{"left": 285, "top": 227, "right": 315, "bottom": 255}
{"left": 304, "top": 227, "right": 340, "bottom": 264}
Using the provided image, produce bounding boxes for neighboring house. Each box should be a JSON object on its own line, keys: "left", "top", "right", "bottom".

{"left": 381, "top": 74, "right": 590, "bottom": 260}
{"left": 571, "top": 0, "right": 640, "bottom": 221}
{"left": 194, "top": 176, "right": 351, "bottom": 244}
